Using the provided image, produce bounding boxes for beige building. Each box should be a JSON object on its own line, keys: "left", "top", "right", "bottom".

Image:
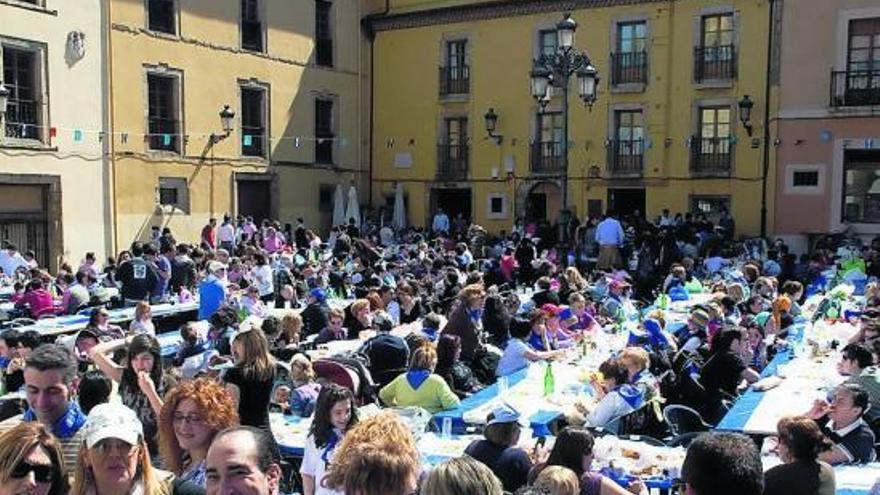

{"left": 775, "top": 0, "right": 880, "bottom": 252}
{"left": 108, "top": 0, "right": 369, "bottom": 248}
{"left": 0, "top": 0, "right": 111, "bottom": 270}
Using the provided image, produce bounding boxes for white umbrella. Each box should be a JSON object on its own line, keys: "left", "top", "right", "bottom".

{"left": 392, "top": 182, "right": 407, "bottom": 231}
{"left": 345, "top": 184, "right": 361, "bottom": 227}
{"left": 332, "top": 184, "right": 346, "bottom": 227}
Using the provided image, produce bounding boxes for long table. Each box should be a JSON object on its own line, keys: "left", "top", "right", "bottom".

{"left": 17, "top": 300, "right": 200, "bottom": 337}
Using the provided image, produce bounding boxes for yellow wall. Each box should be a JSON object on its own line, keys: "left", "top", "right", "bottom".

{"left": 109, "top": 0, "right": 367, "bottom": 248}
{"left": 371, "top": 0, "right": 777, "bottom": 237}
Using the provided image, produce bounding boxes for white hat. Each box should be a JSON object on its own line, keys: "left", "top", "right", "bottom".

{"left": 84, "top": 403, "right": 143, "bottom": 449}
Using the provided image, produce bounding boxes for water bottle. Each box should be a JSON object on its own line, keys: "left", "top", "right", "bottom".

{"left": 441, "top": 417, "right": 452, "bottom": 439}
{"left": 543, "top": 362, "right": 555, "bottom": 397}
{"left": 498, "top": 376, "right": 509, "bottom": 396}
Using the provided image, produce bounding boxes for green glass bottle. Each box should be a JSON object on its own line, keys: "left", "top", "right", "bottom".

{"left": 543, "top": 362, "right": 555, "bottom": 397}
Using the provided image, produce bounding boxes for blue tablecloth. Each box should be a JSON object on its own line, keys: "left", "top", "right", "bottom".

{"left": 432, "top": 367, "right": 562, "bottom": 437}
{"left": 714, "top": 348, "right": 793, "bottom": 432}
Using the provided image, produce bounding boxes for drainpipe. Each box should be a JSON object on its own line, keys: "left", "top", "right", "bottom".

{"left": 105, "top": 0, "right": 119, "bottom": 255}
{"left": 363, "top": 0, "right": 391, "bottom": 208}
{"left": 760, "top": 0, "right": 776, "bottom": 238}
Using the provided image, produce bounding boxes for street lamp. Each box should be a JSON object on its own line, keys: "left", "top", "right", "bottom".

{"left": 738, "top": 95, "right": 754, "bottom": 137}
{"left": 211, "top": 105, "right": 236, "bottom": 144}
{"left": 484, "top": 108, "right": 503, "bottom": 145}
{"left": 529, "top": 12, "right": 600, "bottom": 212}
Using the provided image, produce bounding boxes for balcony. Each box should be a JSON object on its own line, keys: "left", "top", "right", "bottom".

{"left": 438, "top": 65, "right": 470, "bottom": 96}
{"left": 690, "top": 136, "right": 731, "bottom": 175}
{"left": 610, "top": 51, "right": 648, "bottom": 86}
{"left": 436, "top": 143, "right": 469, "bottom": 180}
{"left": 607, "top": 139, "right": 644, "bottom": 175}
{"left": 530, "top": 141, "right": 565, "bottom": 173}
{"left": 3, "top": 99, "right": 41, "bottom": 141}
{"left": 831, "top": 69, "right": 880, "bottom": 107}
{"left": 694, "top": 44, "right": 736, "bottom": 82}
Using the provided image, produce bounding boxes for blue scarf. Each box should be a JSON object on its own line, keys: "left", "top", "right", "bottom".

{"left": 321, "top": 428, "right": 343, "bottom": 464}
{"left": 24, "top": 402, "right": 87, "bottom": 439}
{"left": 615, "top": 384, "right": 644, "bottom": 410}
{"left": 528, "top": 332, "right": 548, "bottom": 352}
{"left": 422, "top": 327, "right": 438, "bottom": 342}
{"left": 467, "top": 308, "right": 483, "bottom": 324}
{"left": 406, "top": 369, "right": 431, "bottom": 390}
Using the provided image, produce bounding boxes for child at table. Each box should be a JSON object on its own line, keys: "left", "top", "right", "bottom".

{"left": 497, "top": 316, "right": 564, "bottom": 377}
{"left": 301, "top": 384, "right": 358, "bottom": 495}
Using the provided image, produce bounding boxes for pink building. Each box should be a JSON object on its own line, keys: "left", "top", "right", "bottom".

{"left": 775, "top": 1, "right": 880, "bottom": 253}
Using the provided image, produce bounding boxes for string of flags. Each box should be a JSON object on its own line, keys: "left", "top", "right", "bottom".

{"left": 9, "top": 122, "right": 350, "bottom": 148}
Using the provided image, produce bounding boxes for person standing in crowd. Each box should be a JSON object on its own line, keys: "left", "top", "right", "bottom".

{"left": 144, "top": 244, "right": 170, "bottom": 303}
{"left": 251, "top": 253, "right": 275, "bottom": 304}
{"left": 441, "top": 284, "right": 486, "bottom": 365}
{"left": 0, "top": 422, "right": 69, "bottom": 495}
{"left": 159, "top": 378, "right": 239, "bottom": 488}
{"left": 432, "top": 208, "right": 450, "bottom": 236}
{"left": 680, "top": 433, "right": 764, "bottom": 495}
{"left": 198, "top": 262, "right": 228, "bottom": 321}
{"left": 0, "top": 344, "right": 87, "bottom": 477}
{"left": 223, "top": 327, "right": 277, "bottom": 442}
{"left": 595, "top": 210, "right": 624, "bottom": 271}
{"left": 170, "top": 244, "right": 198, "bottom": 295}
{"left": 90, "top": 335, "right": 167, "bottom": 456}
{"left": 0, "top": 243, "right": 28, "bottom": 278}
{"left": 201, "top": 218, "right": 217, "bottom": 249}
{"left": 116, "top": 242, "right": 159, "bottom": 306}
{"left": 301, "top": 385, "right": 358, "bottom": 495}
{"left": 217, "top": 216, "right": 236, "bottom": 253}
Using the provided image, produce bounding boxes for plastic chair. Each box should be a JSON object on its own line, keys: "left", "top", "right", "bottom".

{"left": 313, "top": 359, "right": 361, "bottom": 396}
{"left": 662, "top": 404, "right": 711, "bottom": 437}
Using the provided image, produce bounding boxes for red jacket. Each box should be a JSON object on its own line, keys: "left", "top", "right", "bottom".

{"left": 15, "top": 288, "right": 56, "bottom": 318}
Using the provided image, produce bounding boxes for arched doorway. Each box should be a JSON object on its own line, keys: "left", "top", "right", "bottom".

{"left": 525, "top": 181, "right": 562, "bottom": 224}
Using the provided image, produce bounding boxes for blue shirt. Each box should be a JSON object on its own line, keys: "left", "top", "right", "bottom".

{"left": 594, "top": 218, "right": 624, "bottom": 246}
{"left": 496, "top": 338, "right": 532, "bottom": 377}
{"left": 198, "top": 276, "right": 227, "bottom": 320}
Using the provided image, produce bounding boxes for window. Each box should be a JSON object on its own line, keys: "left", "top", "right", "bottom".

{"left": 612, "top": 21, "right": 648, "bottom": 86}
{"left": 842, "top": 150, "right": 880, "bottom": 223}
{"left": 617, "top": 22, "right": 647, "bottom": 54}
{"left": 241, "top": 0, "right": 263, "bottom": 52}
{"left": 315, "top": 0, "right": 333, "bottom": 67}
{"left": 240, "top": 86, "right": 266, "bottom": 158}
{"left": 158, "top": 177, "right": 188, "bottom": 212}
{"left": 695, "top": 13, "right": 735, "bottom": 81}
{"left": 539, "top": 29, "right": 557, "bottom": 58}
{"left": 793, "top": 171, "right": 819, "bottom": 187}
{"left": 147, "top": 72, "right": 181, "bottom": 152}
{"left": 314, "top": 98, "right": 334, "bottom": 164}
{"left": 690, "top": 195, "right": 730, "bottom": 219}
{"left": 532, "top": 112, "right": 564, "bottom": 172}
{"left": 440, "top": 40, "right": 469, "bottom": 95}
{"left": 610, "top": 110, "right": 644, "bottom": 173}
{"left": 848, "top": 18, "right": 880, "bottom": 73}
{"left": 438, "top": 117, "right": 468, "bottom": 178}
{"left": 486, "top": 193, "right": 507, "bottom": 220}
{"left": 147, "top": 0, "right": 176, "bottom": 35}
{"left": 692, "top": 106, "right": 732, "bottom": 173}
{"left": 2, "top": 45, "right": 42, "bottom": 141}
{"left": 785, "top": 165, "right": 824, "bottom": 195}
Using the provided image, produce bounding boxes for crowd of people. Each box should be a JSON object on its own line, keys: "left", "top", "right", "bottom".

{"left": 0, "top": 207, "right": 878, "bottom": 495}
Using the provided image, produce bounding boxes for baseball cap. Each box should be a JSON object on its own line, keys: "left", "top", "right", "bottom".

{"left": 84, "top": 403, "right": 143, "bottom": 449}
{"left": 310, "top": 287, "right": 327, "bottom": 302}
{"left": 541, "top": 304, "right": 563, "bottom": 317}
{"left": 487, "top": 404, "right": 527, "bottom": 427}
{"left": 207, "top": 261, "right": 227, "bottom": 275}
{"left": 689, "top": 309, "right": 710, "bottom": 330}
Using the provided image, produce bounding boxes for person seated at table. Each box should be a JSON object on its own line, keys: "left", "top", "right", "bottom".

{"left": 172, "top": 322, "right": 213, "bottom": 367}
{"left": 764, "top": 416, "right": 835, "bottom": 495}
{"left": 435, "top": 334, "right": 481, "bottom": 399}
{"left": 569, "top": 293, "right": 601, "bottom": 334}
{"left": 497, "top": 317, "right": 563, "bottom": 377}
{"left": 806, "top": 383, "right": 877, "bottom": 465}
{"left": 4, "top": 330, "right": 40, "bottom": 396}
{"left": 323, "top": 411, "right": 421, "bottom": 495}
{"left": 302, "top": 385, "right": 359, "bottom": 495}
{"left": 527, "top": 309, "right": 552, "bottom": 352}
{"left": 533, "top": 466, "right": 580, "bottom": 495}
{"left": 844, "top": 347, "right": 880, "bottom": 425}
{"left": 771, "top": 295, "right": 794, "bottom": 335}
{"left": 465, "top": 405, "right": 534, "bottom": 493}
{"left": 531, "top": 277, "right": 560, "bottom": 307}
{"left": 288, "top": 354, "right": 321, "bottom": 417}
{"left": 628, "top": 317, "right": 677, "bottom": 354}
{"left": 662, "top": 264, "right": 687, "bottom": 294}
{"left": 420, "top": 312, "right": 442, "bottom": 342}
{"left": 619, "top": 347, "right": 659, "bottom": 401}
{"left": 343, "top": 298, "right": 373, "bottom": 340}
{"left": 677, "top": 309, "right": 710, "bottom": 355}
{"left": 77, "top": 369, "right": 112, "bottom": 414}
{"left": 600, "top": 280, "right": 633, "bottom": 322}
{"left": 396, "top": 282, "right": 424, "bottom": 325}
{"left": 240, "top": 284, "right": 270, "bottom": 319}
{"left": 680, "top": 432, "right": 764, "bottom": 495}
{"left": 158, "top": 377, "right": 239, "bottom": 488}
{"left": 301, "top": 288, "right": 331, "bottom": 338}
{"left": 359, "top": 313, "right": 409, "bottom": 388}
{"left": 741, "top": 294, "right": 767, "bottom": 318}
{"left": 379, "top": 343, "right": 460, "bottom": 414}
{"left": 847, "top": 311, "right": 880, "bottom": 346}
{"left": 14, "top": 279, "right": 57, "bottom": 319}
{"left": 754, "top": 276, "right": 777, "bottom": 301}
{"left": 129, "top": 300, "right": 155, "bottom": 336}
{"left": 314, "top": 308, "right": 348, "bottom": 345}
{"left": 582, "top": 359, "right": 644, "bottom": 433}
{"left": 269, "top": 312, "right": 302, "bottom": 361}
{"left": 743, "top": 318, "right": 769, "bottom": 371}
{"left": 700, "top": 328, "right": 760, "bottom": 422}
{"left": 780, "top": 280, "right": 804, "bottom": 317}
{"left": 542, "top": 304, "right": 577, "bottom": 349}
{"left": 421, "top": 456, "right": 504, "bottom": 495}
{"left": 839, "top": 343, "right": 873, "bottom": 378}
{"left": 63, "top": 270, "right": 93, "bottom": 315}
{"left": 442, "top": 284, "right": 487, "bottom": 365}
{"left": 85, "top": 307, "right": 125, "bottom": 342}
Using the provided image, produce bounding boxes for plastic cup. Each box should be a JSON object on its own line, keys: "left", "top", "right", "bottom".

{"left": 442, "top": 417, "right": 452, "bottom": 439}
{"left": 498, "top": 376, "right": 508, "bottom": 396}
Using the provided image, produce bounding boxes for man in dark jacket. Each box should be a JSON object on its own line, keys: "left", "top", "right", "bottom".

{"left": 116, "top": 242, "right": 159, "bottom": 305}
{"left": 300, "top": 288, "right": 330, "bottom": 337}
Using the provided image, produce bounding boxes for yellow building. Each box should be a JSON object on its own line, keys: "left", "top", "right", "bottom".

{"left": 367, "top": 0, "right": 778, "bottom": 237}
{"left": 108, "top": 0, "right": 369, "bottom": 249}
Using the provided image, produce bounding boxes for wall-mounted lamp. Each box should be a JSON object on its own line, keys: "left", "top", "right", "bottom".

{"left": 484, "top": 108, "right": 503, "bottom": 145}
{"left": 210, "top": 105, "right": 236, "bottom": 144}
{"left": 738, "top": 95, "right": 754, "bottom": 137}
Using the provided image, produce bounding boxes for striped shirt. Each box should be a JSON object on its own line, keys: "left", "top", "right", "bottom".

{"left": 0, "top": 414, "right": 86, "bottom": 477}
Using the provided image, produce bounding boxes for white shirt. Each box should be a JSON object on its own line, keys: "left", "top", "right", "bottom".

{"left": 301, "top": 433, "right": 344, "bottom": 495}
{"left": 251, "top": 264, "right": 274, "bottom": 296}
{"left": 218, "top": 223, "right": 236, "bottom": 243}
{"left": 0, "top": 250, "right": 28, "bottom": 277}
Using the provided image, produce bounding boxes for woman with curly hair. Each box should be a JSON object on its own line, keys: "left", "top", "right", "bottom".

{"left": 158, "top": 378, "right": 239, "bottom": 487}
{"left": 324, "top": 412, "right": 420, "bottom": 495}
{"left": 0, "top": 422, "right": 68, "bottom": 495}
{"left": 301, "top": 384, "right": 358, "bottom": 495}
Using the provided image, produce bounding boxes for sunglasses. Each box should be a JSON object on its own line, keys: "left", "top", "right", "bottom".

{"left": 10, "top": 462, "right": 54, "bottom": 483}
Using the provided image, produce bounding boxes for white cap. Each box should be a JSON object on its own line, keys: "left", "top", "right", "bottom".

{"left": 84, "top": 403, "right": 143, "bottom": 449}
